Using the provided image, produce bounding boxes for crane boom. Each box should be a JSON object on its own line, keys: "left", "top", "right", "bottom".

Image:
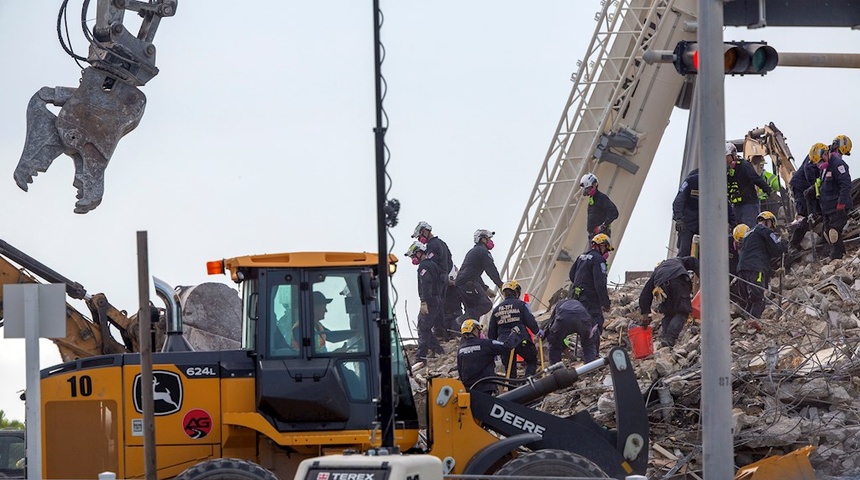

{"left": 500, "top": 0, "right": 697, "bottom": 309}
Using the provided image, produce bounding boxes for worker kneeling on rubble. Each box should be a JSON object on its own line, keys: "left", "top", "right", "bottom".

{"left": 538, "top": 297, "right": 596, "bottom": 363}
{"left": 638, "top": 256, "right": 699, "bottom": 348}
{"left": 457, "top": 319, "right": 518, "bottom": 395}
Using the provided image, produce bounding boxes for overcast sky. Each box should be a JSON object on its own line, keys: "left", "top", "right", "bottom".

{"left": 0, "top": 1, "right": 856, "bottom": 421}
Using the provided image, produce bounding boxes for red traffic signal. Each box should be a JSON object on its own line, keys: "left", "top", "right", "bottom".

{"left": 672, "top": 40, "right": 778, "bottom": 76}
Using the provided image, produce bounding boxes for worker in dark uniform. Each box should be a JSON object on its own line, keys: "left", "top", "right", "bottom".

{"left": 455, "top": 229, "right": 504, "bottom": 320}
{"left": 729, "top": 223, "right": 749, "bottom": 305}
{"left": 737, "top": 211, "right": 788, "bottom": 319}
{"left": 814, "top": 141, "right": 853, "bottom": 260}
{"left": 488, "top": 280, "right": 540, "bottom": 378}
{"left": 568, "top": 233, "right": 613, "bottom": 361}
{"left": 405, "top": 241, "right": 445, "bottom": 365}
{"left": 411, "top": 221, "right": 456, "bottom": 340}
{"left": 539, "top": 297, "right": 596, "bottom": 363}
{"left": 457, "top": 319, "right": 518, "bottom": 395}
{"left": 672, "top": 168, "right": 738, "bottom": 257}
{"left": 831, "top": 134, "right": 852, "bottom": 162}
{"left": 443, "top": 266, "right": 464, "bottom": 338}
{"left": 639, "top": 256, "right": 699, "bottom": 348}
{"left": 726, "top": 142, "right": 773, "bottom": 228}
{"left": 580, "top": 173, "right": 619, "bottom": 241}
{"left": 788, "top": 151, "right": 821, "bottom": 249}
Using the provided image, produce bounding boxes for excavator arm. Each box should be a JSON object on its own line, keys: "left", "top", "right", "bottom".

{"left": 14, "top": 0, "right": 177, "bottom": 213}
{"left": 0, "top": 239, "right": 139, "bottom": 362}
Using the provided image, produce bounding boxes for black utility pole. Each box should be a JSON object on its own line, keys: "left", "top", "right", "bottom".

{"left": 372, "top": 0, "right": 395, "bottom": 449}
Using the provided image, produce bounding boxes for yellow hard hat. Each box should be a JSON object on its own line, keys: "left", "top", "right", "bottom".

{"left": 732, "top": 224, "right": 750, "bottom": 242}
{"left": 591, "top": 233, "right": 614, "bottom": 251}
{"left": 502, "top": 280, "right": 521, "bottom": 295}
{"left": 833, "top": 135, "right": 852, "bottom": 156}
{"left": 460, "top": 319, "right": 482, "bottom": 335}
{"left": 809, "top": 143, "right": 829, "bottom": 164}
{"left": 756, "top": 211, "right": 776, "bottom": 226}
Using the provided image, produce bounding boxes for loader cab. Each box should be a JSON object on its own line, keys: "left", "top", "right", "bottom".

{"left": 212, "top": 252, "right": 418, "bottom": 434}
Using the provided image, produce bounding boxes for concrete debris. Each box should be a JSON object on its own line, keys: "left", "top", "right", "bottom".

{"left": 404, "top": 243, "right": 860, "bottom": 478}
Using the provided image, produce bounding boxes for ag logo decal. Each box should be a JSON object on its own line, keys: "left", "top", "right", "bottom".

{"left": 133, "top": 371, "right": 183, "bottom": 415}
{"left": 183, "top": 409, "right": 212, "bottom": 439}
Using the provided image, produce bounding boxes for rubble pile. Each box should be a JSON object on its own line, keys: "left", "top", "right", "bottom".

{"left": 408, "top": 245, "right": 860, "bottom": 478}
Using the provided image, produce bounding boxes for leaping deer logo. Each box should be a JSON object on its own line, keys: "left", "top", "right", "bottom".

{"left": 152, "top": 378, "right": 180, "bottom": 410}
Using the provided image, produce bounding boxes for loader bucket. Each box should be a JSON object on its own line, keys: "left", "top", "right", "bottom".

{"left": 734, "top": 446, "right": 816, "bottom": 480}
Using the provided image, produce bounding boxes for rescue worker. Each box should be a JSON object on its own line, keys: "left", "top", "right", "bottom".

{"left": 726, "top": 142, "right": 773, "bottom": 227}
{"left": 538, "top": 297, "right": 596, "bottom": 363}
{"left": 443, "top": 266, "right": 464, "bottom": 337}
{"left": 568, "top": 233, "right": 613, "bottom": 360}
{"left": 488, "top": 280, "right": 540, "bottom": 378}
{"left": 580, "top": 173, "right": 619, "bottom": 241}
{"left": 672, "top": 168, "right": 737, "bottom": 257}
{"left": 638, "top": 256, "right": 699, "bottom": 348}
{"left": 404, "top": 241, "right": 445, "bottom": 365}
{"left": 788, "top": 149, "right": 822, "bottom": 249}
{"left": 455, "top": 229, "right": 504, "bottom": 320}
{"left": 457, "top": 319, "right": 519, "bottom": 395}
{"left": 737, "top": 211, "right": 788, "bottom": 319}
{"left": 814, "top": 141, "right": 853, "bottom": 260}
{"left": 729, "top": 223, "right": 750, "bottom": 305}
{"left": 830, "top": 134, "right": 852, "bottom": 162}
{"left": 411, "top": 221, "right": 456, "bottom": 340}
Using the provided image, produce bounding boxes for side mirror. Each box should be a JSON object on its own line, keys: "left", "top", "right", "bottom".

{"left": 360, "top": 270, "right": 377, "bottom": 305}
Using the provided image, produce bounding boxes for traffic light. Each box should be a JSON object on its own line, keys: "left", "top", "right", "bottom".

{"left": 672, "top": 40, "right": 778, "bottom": 76}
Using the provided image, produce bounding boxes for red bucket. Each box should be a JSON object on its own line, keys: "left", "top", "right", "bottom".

{"left": 628, "top": 324, "right": 654, "bottom": 359}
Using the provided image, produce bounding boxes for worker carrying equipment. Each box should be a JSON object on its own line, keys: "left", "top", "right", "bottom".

{"left": 14, "top": 0, "right": 177, "bottom": 214}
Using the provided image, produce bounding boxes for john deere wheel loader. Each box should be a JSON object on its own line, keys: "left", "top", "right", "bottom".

{"left": 39, "top": 251, "right": 648, "bottom": 479}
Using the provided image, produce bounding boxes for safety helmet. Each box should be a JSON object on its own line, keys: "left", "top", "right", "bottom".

{"left": 580, "top": 173, "right": 598, "bottom": 189}
{"left": 732, "top": 223, "right": 750, "bottom": 242}
{"left": 725, "top": 142, "right": 738, "bottom": 156}
{"left": 460, "top": 319, "right": 482, "bottom": 335}
{"left": 591, "top": 233, "right": 614, "bottom": 251}
{"left": 501, "top": 280, "right": 521, "bottom": 296}
{"left": 404, "top": 241, "right": 427, "bottom": 258}
{"left": 473, "top": 229, "right": 494, "bottom": 244}
{"left": 833, "top": 135, "right": 852, "bottom": 156}
{"left": 756, "top": 211, "right": 776, "bottom": 226}
{"left": 808, "top": 143, "right": 829, "bottom": 164}
{"left": 411, "top": 221, "right": 432, "bottom": 238}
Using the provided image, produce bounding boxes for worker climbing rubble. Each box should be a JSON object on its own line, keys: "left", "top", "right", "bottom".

{"left": 580, "top": 173, "right": 619, "bottom": 241}
{"left": 456, "top": 319, "right": 518, "bottom": 395}
{"left": 568, "top": 233, "right": 613, "bottom": 360}
{"left": 455, "top": 229, "right": 504, "bottom": 321}
{"left": 638, "top": 256, "right": 699, "bottom": 348}
{"left": 488, "top": 280, "right": 540, "bottom": 378}
{"left": 539, "top": 296, "right": 596, "bottom": 363}
{"left": 727, "top": 142, "right": 773, "bottom": 227}
{"left": 736, "top": 211, "right": 788, "bottom": 321}
{"left": 411, "top": 221, "right": 456, "bottom": 340}
{"left": 404, "top": 241, "right": 445, "bottom": 366}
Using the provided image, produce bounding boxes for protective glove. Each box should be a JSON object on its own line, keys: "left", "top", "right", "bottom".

{"left": 837, "top": 203, "right": 846, "bottom": 211}
{"left": 639, "top": 313, "right": 652, "bottom": 327}
{"left": 486, "top": 287, "right": 496, "bottom": 298}
{"left": 674, "top": 220, "right": 685, "bottom": 234}
{"left": 419, "top": 302, "right": 429, "bottom": 315}
{"left": 593, "top": 224, "right": 607, "bottom": 235}
{"left": 537, "top": 329, "right": 545, "bottom": 339}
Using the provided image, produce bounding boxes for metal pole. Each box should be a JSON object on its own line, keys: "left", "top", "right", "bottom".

{"left": 23, "top": 287, "right": 41, "bottom": 480}
{"left": 137, "top": 231, "right": 157, "bottom": 479}
{"left": 372, "top": 0, "right": 395, "bottom": 449}
{"left": 697, "top": 1, "right": 734, "bottom": 479}
{"left": 778, "top": 52, "right": 860, "bottom": 68}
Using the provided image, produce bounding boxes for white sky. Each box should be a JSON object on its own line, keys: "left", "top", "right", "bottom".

{"left": 0, "top": 1, "right": 857, "bottom": 421}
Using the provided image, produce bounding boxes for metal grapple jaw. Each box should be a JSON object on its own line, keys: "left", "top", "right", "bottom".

{"left": 14, "top": 0, "right": 176, "bottom": 214}
{"left": 15, "top": 68, "right": 146, "bottom": 213}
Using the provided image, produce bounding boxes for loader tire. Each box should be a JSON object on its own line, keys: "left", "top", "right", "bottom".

{"left": 174, "top": 458, "right": 278, "bottom": 480}
{"left": 495, "top": 449, "right": 608, "bottom": 478}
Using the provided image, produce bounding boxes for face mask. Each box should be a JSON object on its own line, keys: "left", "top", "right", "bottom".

{"left": 418, "top": 236, "right": 428, "bottom": 244}
{"left": 411, "top": 257, "right": 420, "bottom": 265}
{"left": 486, "top": 240, "right": 495, "bottom": 250}
{"left": 583, "top": 186, "right": 596, "bottom": 197}
{"left": 819, "top": 161, "right": 829, "bottom": 170}
{"left": 602, "top": 252, "right": 610, "bottom": 260}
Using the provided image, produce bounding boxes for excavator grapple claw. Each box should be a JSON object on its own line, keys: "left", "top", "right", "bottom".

{"left": 15, "top": 67, "right": 146, "bottom": 213}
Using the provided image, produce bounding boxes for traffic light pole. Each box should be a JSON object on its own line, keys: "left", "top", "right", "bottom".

{"left": 697, "top": 1, "right": 734, "bottom": 479}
